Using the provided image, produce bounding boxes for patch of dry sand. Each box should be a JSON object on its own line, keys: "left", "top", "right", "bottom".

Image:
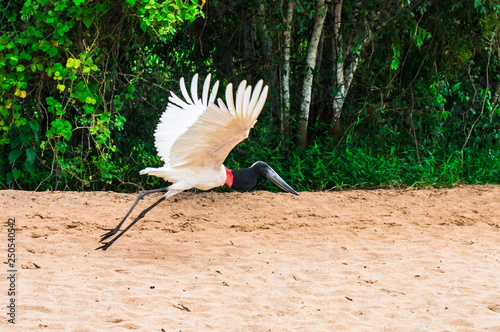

{"left": 1, "top": 186, "right": 499, "bottom": 330}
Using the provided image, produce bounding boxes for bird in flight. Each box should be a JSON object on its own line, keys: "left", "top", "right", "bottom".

{"left": 97, "top": 74, "right": 298, "bottom": 250}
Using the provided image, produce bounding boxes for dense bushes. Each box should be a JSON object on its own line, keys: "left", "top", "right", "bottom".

{"left": 0, "top": 0, "right": 202, "bottom": 190}
{"left": 1, "top": 0, "right": 499, "bottom": 192}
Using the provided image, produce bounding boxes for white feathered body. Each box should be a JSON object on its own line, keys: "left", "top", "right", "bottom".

{"left": 140, "top": 74, "right": 268, "bottom": 193}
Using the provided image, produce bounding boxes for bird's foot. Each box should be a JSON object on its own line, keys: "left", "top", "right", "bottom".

{"left": 99, "top": 228, "right": 119, "bottom": 242}
{"left": 95, "top": 241, "right": 112, "bottom": 251}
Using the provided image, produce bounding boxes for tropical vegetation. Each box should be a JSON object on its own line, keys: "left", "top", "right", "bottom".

{"left": 1, "top": 0, "right": 499, "bottom": 192}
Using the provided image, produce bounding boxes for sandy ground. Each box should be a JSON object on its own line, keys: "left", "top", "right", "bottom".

{"left": 1, "top": 186, "right": 499, "bottom": 331}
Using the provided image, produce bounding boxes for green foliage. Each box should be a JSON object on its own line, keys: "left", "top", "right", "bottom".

{"left": 0, "top": 0, "right": 203, "bottom": 189}
{"left": 0, "top": 0, "right": 499, "bottom": 192}
{"left": 221, "top": 0, "right": 499, "bottom": 191}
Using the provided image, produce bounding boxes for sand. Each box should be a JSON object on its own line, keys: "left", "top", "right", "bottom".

{"left": 1, "top": 185, "right": 499, "bottom": 331}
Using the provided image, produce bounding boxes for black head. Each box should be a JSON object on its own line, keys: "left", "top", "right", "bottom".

{"left": 229, "top": 161, "right": 298, "bottom": 195}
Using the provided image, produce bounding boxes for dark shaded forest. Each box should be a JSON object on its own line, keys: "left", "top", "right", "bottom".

{"left": 1, "top": 0, "right": 499, "bottom": 191}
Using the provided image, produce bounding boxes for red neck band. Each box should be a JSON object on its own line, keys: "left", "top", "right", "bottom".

{"left": 225, "top": 167, "right": 233, "bottom": 187}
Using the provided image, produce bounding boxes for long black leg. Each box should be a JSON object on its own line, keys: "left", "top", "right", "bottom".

{"left": 96, "top": 196, "right": 166, "bottom": 251}
{"left": 99, "top": 187, "right": 169, "bottom": 242}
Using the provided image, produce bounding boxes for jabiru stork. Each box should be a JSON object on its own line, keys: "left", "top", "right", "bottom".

{"left": 97, "top": 74, "right": 298, "bottom": 251}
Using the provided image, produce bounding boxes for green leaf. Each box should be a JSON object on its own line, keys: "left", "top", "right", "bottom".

{"left": 49, "top": 47, "right": 58, "bottom": 57}
{"left": 29, "top": 119, "right": 40, "bottom": 132}
{"left": 61, "top": 122, "right": 72, "bottom": 140}
{"left": 75, "top": 81, "right": 85, "bottom": 91}
{"left": 6, "top": 172, "right": 13, "bottom": 184}
{"left": 83, "top": 15, "right": 93, "bottom": 28}
{"left": 12, "top": 169, "right": 21, "bottom": 180}
{"left": 83, "top": 104, "right": 94, "bottom": 114}
{"left": 8, "top": 149, "right": 21, "bottom": 164}
{"left": 126, "top": 84, "right": 135, "bottom": 97}
{"left": 24, "top": 160, "right": 35, "bottom": 174}
{"left": 19, "top": 132, "right": 30, "bottom": 147}
{"left": 84, "top": 57, "right": 94, "bottom": 66}
{"left": 67, "top": 58, "right": 81, "bottom": 68}
{"left": 55, "top": 141, "right": 67, "bottom": 153}
{"left": 113, "top": 95, "right": 124, "bottom": 110}
{"left": 11, "top": 136, "right": 20, "bottom": 148}
{"left": 94, "top": 94, "right": 103, "bottom": 105}
{"left": 85, "top": 96, "right": 96, "bottom": 104}
{"left": 20, "top": 51, "right": 32, "bottom": 61}
{"left": 26, "top": 148, "right": 35, "bottom": 164}
{"left": 40, "top": 40, "right": 51, "bottom": 52}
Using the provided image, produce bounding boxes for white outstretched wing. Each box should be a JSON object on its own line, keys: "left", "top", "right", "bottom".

{"left": 154, "top": 74, "right": 268, "bottom": 170}
{"left": 154, "top": 74, "right": 219, "bottom": 167}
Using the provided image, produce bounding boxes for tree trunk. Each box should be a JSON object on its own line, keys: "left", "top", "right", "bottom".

{"left": 298, "top": 0, "right": 327, "bottom": 147}
{"left": 281, "top": 0, "right": 294, "bottom": 144}
{"left": 256, "top": 3, "right": 273, "bottom": 65}
{"left": 330, "top": 0, "right": 344, "bottom": 138}
{"left": 242, "top": 9, "right": 256, "bottom": 75}
{"left": 330, "top": 0, "right": 378, "bottom": 139}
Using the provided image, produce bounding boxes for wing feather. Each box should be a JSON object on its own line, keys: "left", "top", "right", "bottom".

{"left": 153, "top": 74, "right": 267, "bottom": 172}
{"left": 247, "top": 80, "right": 263, "bottom": 119}
{"left": 168, "top": 106, "right": 250, "bottom": 168}
{"left": 252, "top": 85, "right": 269, "bottom": 120}
{"left": 225, "top": 83, "right": 236, "bottom": 115}
{"left": 235, "top": 80, "right": 246, "bottom": 118}
{"left": 168, "top": 79, "right": 268, "bottom": 169}
{"left": 190, "top": 73, "right": 199, "bottom": 106}
{"left": 209, "top": 80, "right": 219, "bottom": 104}
{"left": 154, "top": 74, "right": 217, "bottom": 166}
{"left": 168, "top": 91, "right": 188, "bottom": 109}
{"left": 217, "top": 98, "right": 229, "bottom": 112}
{"left": 179, "top": 77, "right": 194, "bottom": 105}
{"left": 202, "top": 74, "right": 211, "bottom": 106}
{"left": 242, "top": 85, "right": 251, "bottom": 121}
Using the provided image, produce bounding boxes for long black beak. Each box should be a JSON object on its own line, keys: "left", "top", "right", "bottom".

{"left": 261, "top": 164, "right": 299, "bottom": 196}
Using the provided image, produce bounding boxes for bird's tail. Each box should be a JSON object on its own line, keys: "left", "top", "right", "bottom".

{"left": 140, "top": 167, "right": 168, "bottom": 178}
